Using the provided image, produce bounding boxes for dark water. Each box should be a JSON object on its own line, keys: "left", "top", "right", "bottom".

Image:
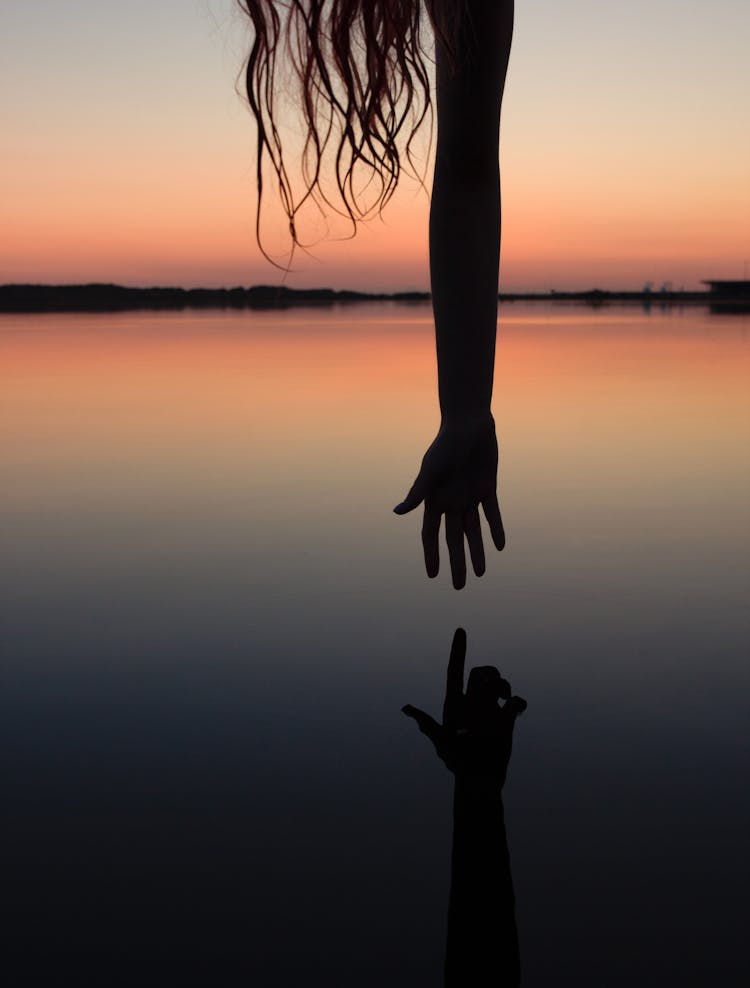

{"left": 2, "top": 304, "right": 748, "bottom": 985}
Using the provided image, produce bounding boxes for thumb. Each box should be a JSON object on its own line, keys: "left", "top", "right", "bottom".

{"left": 393, "top": 473, "right": 428, "bottom": 515}
{"left": 401, "top": 705, "right": 442, "bottom": 744}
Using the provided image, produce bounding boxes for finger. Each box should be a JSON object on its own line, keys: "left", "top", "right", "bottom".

{"left": 421, "top": 503, "right": 441, "bottom": 578}
{"left": 393, "top": 472, "right": 428, "bottom": 515}
{"left": 447, "top": 628, "right": 467, "bottom": 687}
{"left": 481, "top": 494, "right": 506, "bottom": 551}
{"left": 401, "top": 705, "right": 442, "bottom": 745}
{"left": 443, "top": 628, "right": 466, "bottom": 726}
{"left": 463, "top": 505, "right": 486, "bottom": 577}
{"left": 501, "top": 695, "right": 528, "bottom": 720}
{"left": 445, "top": 513, "right": 466, "bottom": 590}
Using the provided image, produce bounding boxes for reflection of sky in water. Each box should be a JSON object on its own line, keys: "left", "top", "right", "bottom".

{"left": 2, "top": 305, "right": 748, "bottom": 984}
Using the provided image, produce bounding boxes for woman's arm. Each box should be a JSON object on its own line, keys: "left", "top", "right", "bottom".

{"left": 394, "top": 1, "right": 514, "bottom": 589}
{"left": 430, "top": 0, "right": 514, "bottom": 426}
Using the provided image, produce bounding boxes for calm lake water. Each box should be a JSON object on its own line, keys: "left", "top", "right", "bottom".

{"left": 2, "top": 303, "right": 748, "bottom": 985}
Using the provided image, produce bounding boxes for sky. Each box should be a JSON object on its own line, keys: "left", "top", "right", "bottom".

{"left": 1, "top": 0, "right": 748, "bottom": 292}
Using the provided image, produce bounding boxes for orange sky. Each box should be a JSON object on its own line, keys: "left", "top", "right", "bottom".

{"left": 1, "top": 1, "right": 748, "bottom": 291}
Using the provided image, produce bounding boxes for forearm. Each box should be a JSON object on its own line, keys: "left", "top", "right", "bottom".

{"left": 445, "top": 779, "right": 519, "bottom": 986}
{"left": 450, "top": 778, "right": 513, "bottom": 897}
{"left": 430, "top": 168, "right": 500, "bottom": 426}
{"left": 429, "top": 0, "right": 513, "bottom": 429}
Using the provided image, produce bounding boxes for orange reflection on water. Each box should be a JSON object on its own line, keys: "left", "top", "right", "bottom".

{"left": 2, "top": 305, "right": 747, "bottom": 522}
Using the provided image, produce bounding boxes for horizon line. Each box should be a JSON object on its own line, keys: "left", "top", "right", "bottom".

{"left": 2, "top": 281, "right": 748, "bottom": 315}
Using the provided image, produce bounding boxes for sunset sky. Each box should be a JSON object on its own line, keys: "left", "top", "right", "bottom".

{"left": 2, "top": 0, "right": 748, "bottom": 292}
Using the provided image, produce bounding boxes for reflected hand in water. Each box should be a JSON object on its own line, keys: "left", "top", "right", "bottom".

{"left": 402, "top": 627, "right": 526, "bottom": 787}
{"left": 393, "top": 417, "right": 505, "bottom": 590}
{"left": 403, "top": 627, "right": 524, "bottom": 986}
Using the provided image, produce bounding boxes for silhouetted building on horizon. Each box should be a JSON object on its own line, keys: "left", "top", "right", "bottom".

{"left": 703, "top": 279, "right": 750, "bottom": 298}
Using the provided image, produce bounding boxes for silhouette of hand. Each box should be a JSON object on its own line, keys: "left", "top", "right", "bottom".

{"left": 393, "top": 416, "right": 504, "bottom": 589}
{"left": 402, "top": 628, "right": 526, "bottom": 786}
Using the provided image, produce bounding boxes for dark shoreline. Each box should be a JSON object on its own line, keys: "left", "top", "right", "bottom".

{"left": 1, "top": 283, "right": 747, "bottom": 313}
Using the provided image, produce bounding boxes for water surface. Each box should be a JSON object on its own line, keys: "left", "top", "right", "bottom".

{"left": 2, "top": 303, "right": 748, "bottom": 985}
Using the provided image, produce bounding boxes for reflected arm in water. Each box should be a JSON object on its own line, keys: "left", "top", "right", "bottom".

{"left": 403, "top": 627, "right": 525, "bottom": 986}
{"left": 394, "top": 0, "right": 514, "bottom": 589}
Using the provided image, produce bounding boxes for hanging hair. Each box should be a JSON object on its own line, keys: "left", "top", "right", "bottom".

{"left": 237, "top": 0, "right": 466, "bottom": 266}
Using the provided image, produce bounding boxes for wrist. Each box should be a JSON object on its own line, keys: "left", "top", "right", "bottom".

{"left": 439, "top": 411, "right": 495, "bottom": 438}
{"left": 453, "top": 776, "right": 506, "bottom": 823}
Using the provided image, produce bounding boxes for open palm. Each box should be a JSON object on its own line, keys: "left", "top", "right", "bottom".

{"left": 394, "top": 417, "right": 505, "bottom": 589}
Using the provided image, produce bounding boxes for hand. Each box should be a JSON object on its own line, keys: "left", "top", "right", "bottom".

{"left": 402, "top": 628, "right": 526, "bottom": 786}
{"left": 393, "top": 416, "right": 505, "bottom": 589}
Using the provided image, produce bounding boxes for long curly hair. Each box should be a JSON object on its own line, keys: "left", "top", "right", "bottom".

{"left": 237, "top": 0, "right": 466, "bottom": 265}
